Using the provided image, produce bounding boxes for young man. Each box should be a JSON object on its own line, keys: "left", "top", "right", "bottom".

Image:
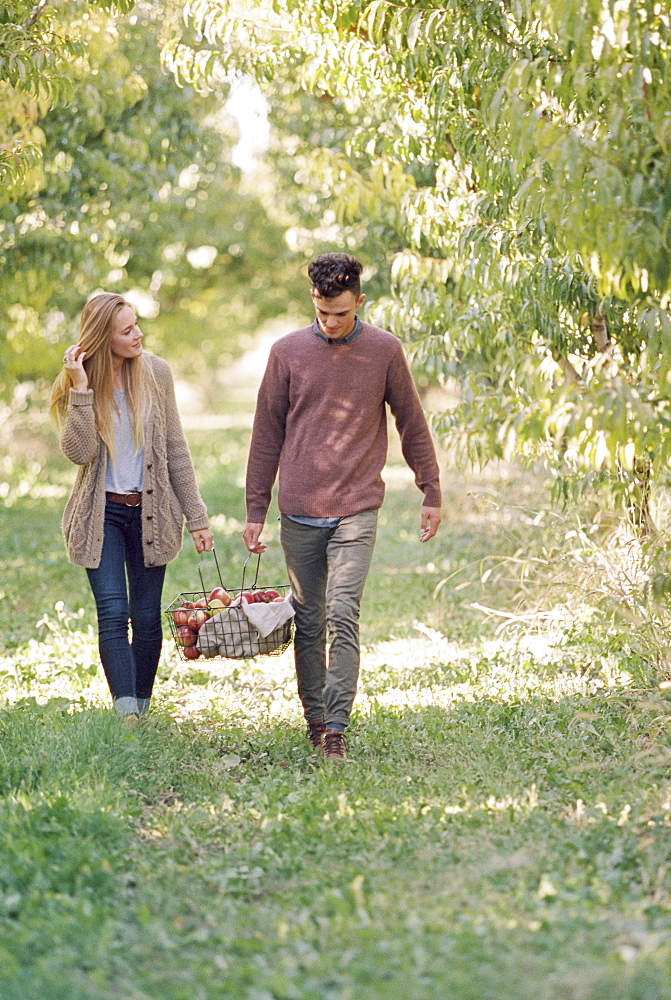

{"left": 243, "top": 253, "right": 441, "bottom": 761}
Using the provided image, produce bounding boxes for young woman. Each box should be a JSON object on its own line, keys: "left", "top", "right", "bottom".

{"left": 51, "top": 292, "right": 213, "bottom": 718}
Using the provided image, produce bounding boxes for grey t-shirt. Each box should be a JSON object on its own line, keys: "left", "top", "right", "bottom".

{"left": 105, "top": 389, "right": 145, "bottom": 493}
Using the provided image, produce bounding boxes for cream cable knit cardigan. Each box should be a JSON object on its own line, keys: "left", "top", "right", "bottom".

{"left": 60, "top": 353, "right": 209, "bottom": 569}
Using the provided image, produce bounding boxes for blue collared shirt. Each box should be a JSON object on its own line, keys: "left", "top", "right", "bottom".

{"left": 312, "top": 316, "right": 363, "bottom": 346}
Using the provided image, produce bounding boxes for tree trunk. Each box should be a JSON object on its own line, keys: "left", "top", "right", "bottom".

{"left": 629, "top": 457, "right": 657, "bottom": 538}
{"left": 592, "top": 311, "right": 609, "bottom": 352}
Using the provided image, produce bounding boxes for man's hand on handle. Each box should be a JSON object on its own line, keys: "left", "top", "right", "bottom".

{"left": 243, "top": 521, "right": 267, "bottom": 554}
{"left": 420, "top": 506, "right": 441, "bottom": 542}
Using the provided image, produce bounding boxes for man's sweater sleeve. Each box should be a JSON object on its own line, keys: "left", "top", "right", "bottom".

{"left": 245, "top": 347, "right": 290, "bottom": 523}
{"left": 385, "top": 345, "right": 442, "bottom": 509}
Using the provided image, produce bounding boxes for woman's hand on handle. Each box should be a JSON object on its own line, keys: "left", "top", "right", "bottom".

{"left": 243, "top": 521, "right": 267, "bottom": 554}
{"left": 190, "top": 528, "right": 214, "bottom": 554}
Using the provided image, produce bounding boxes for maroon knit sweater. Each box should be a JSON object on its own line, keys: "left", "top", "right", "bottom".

{"left": 245, "top": 321, "right": 442, "bottom": 523}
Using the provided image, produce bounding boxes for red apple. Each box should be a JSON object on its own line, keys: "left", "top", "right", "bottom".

{"left": 183, "top": 645, "right": 202, "bottom": 659}
{"left": 209, "top": 587, "right": 232, "bottom": 607}
{"left": 187, "top": 609, "right": 209, "bottom": 629}
{"left": 172, "top": 607, "right": 191, "bottom": 625}
{"left": 239, "top": 591, "right": 253, "bottom": 603}
{"left": 194, "top": 597, "right": 210, "bottom": 610}
{"left": 175, "top": 625, "right": 197, "bottom": 647}
{"left": 262, "top": 589, "right": 281, "bottom": 602}
{"left": 272, "top": 597, "right": 285, "bottom": 603}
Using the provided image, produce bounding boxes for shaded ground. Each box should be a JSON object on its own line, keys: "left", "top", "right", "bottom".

{"left": 1, "top": 329, "right": 671, "bottom": 998}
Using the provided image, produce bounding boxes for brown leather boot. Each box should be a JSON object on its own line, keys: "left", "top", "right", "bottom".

{"left": 306, "top": 718, "right": 326, "bottom": 752}
{"left": 323, "top": 727, "right": 346, "bottom": 763}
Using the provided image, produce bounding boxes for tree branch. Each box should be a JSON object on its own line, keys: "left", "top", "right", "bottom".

{"left": 592, "top": 310, "right": 609, "bottom": 352}
{"left": 23, "top": 1, "right": 49, "bottom": 30}
{"left": 557, "top": 355, "right": 581, "bottom": 384}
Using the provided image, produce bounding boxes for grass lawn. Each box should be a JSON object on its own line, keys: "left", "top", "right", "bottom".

{"left": 1, "top": 369, "right": 671, "bottom": 999}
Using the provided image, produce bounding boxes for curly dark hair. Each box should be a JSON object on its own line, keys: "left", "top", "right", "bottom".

{"left": 307, "top": 253, "right": 363, "bottom": 299}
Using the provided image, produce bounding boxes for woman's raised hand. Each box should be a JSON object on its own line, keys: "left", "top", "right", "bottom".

{"left": 63, "top": 345, "right": 89, "bottom": 391}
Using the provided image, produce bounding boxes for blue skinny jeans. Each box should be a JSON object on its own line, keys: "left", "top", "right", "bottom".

{"left": 86, "top": 500, "right": 166, "bottom": 701}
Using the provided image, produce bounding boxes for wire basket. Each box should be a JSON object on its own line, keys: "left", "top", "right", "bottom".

{"left": 164, "top": 549, "right": 293, "bottom": 661}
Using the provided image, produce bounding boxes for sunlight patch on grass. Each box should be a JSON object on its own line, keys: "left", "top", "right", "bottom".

{"left": 0, "top": 604, "right": 107, "bottom": 707}
{"left": 359, "top": 628, "right": 635, "bottom": 710}
{"left": 0, "top": 611, "right": 638, "bottom": 730}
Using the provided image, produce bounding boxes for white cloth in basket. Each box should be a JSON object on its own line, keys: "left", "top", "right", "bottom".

{"left": 196, "top": 606, "right": 254, "bottom": 658}
{"left": 240, "top": 592, "right": 294, "bottom": 638}
{"left": 196, "top": 593, "right": 294, "bottom": 658}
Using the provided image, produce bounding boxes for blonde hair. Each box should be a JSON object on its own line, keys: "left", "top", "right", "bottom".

{"left": 50, "top": 293, "right": 147, "bottom": 457}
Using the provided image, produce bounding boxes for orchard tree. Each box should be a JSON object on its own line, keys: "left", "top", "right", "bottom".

{"left": 0, "top": 0, "right": 206, "bottom": 384}
{"left": 0, "top": 0, "right": 134, "bottom": 195}
{"left": 0, "top": 0, "right": 306, "bottom": 387}
{"left": 166, "top": 0, "right": 671, "bottom": 526}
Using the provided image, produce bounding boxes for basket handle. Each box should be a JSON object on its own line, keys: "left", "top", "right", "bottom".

{"left": 194, "top": 548, "right": 263, "bottom": 597}
{"left": 240, "top": 551, "right": 262, "bottom": 592}
{"left": 196, "top": 545, "right": 225, "bottom": 597}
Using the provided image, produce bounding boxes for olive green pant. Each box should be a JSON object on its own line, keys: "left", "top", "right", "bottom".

{"left": 280, "top": 511, "right": 378, "bottom": 730}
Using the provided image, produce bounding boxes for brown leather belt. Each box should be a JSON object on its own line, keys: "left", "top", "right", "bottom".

{"left": 106, "top": 491, "right": 142, "bottom": 507}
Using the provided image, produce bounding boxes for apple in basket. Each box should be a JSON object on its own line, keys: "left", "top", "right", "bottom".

{"left": 239, "top": 591, "right": 254, "bottom": 603}
{"left": 194, "top": 597, "right": 210, "bottom": 610}
{"left": 175, "top": 625, "right": 198, "bottom": 647}
{"left": 187, "top": 609, "right": 209, "bottom": 629}
{"left": 209, "top": 586, "right": 232, "bottom": 607}
{"left": 183, "top": 645, "right": 202, "bottom": 659}
{"left": 262, "top": 589, "right": 281, "bottom": 602}
{"left": 172, "top": 606, "right": 191, "bottom": 626}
